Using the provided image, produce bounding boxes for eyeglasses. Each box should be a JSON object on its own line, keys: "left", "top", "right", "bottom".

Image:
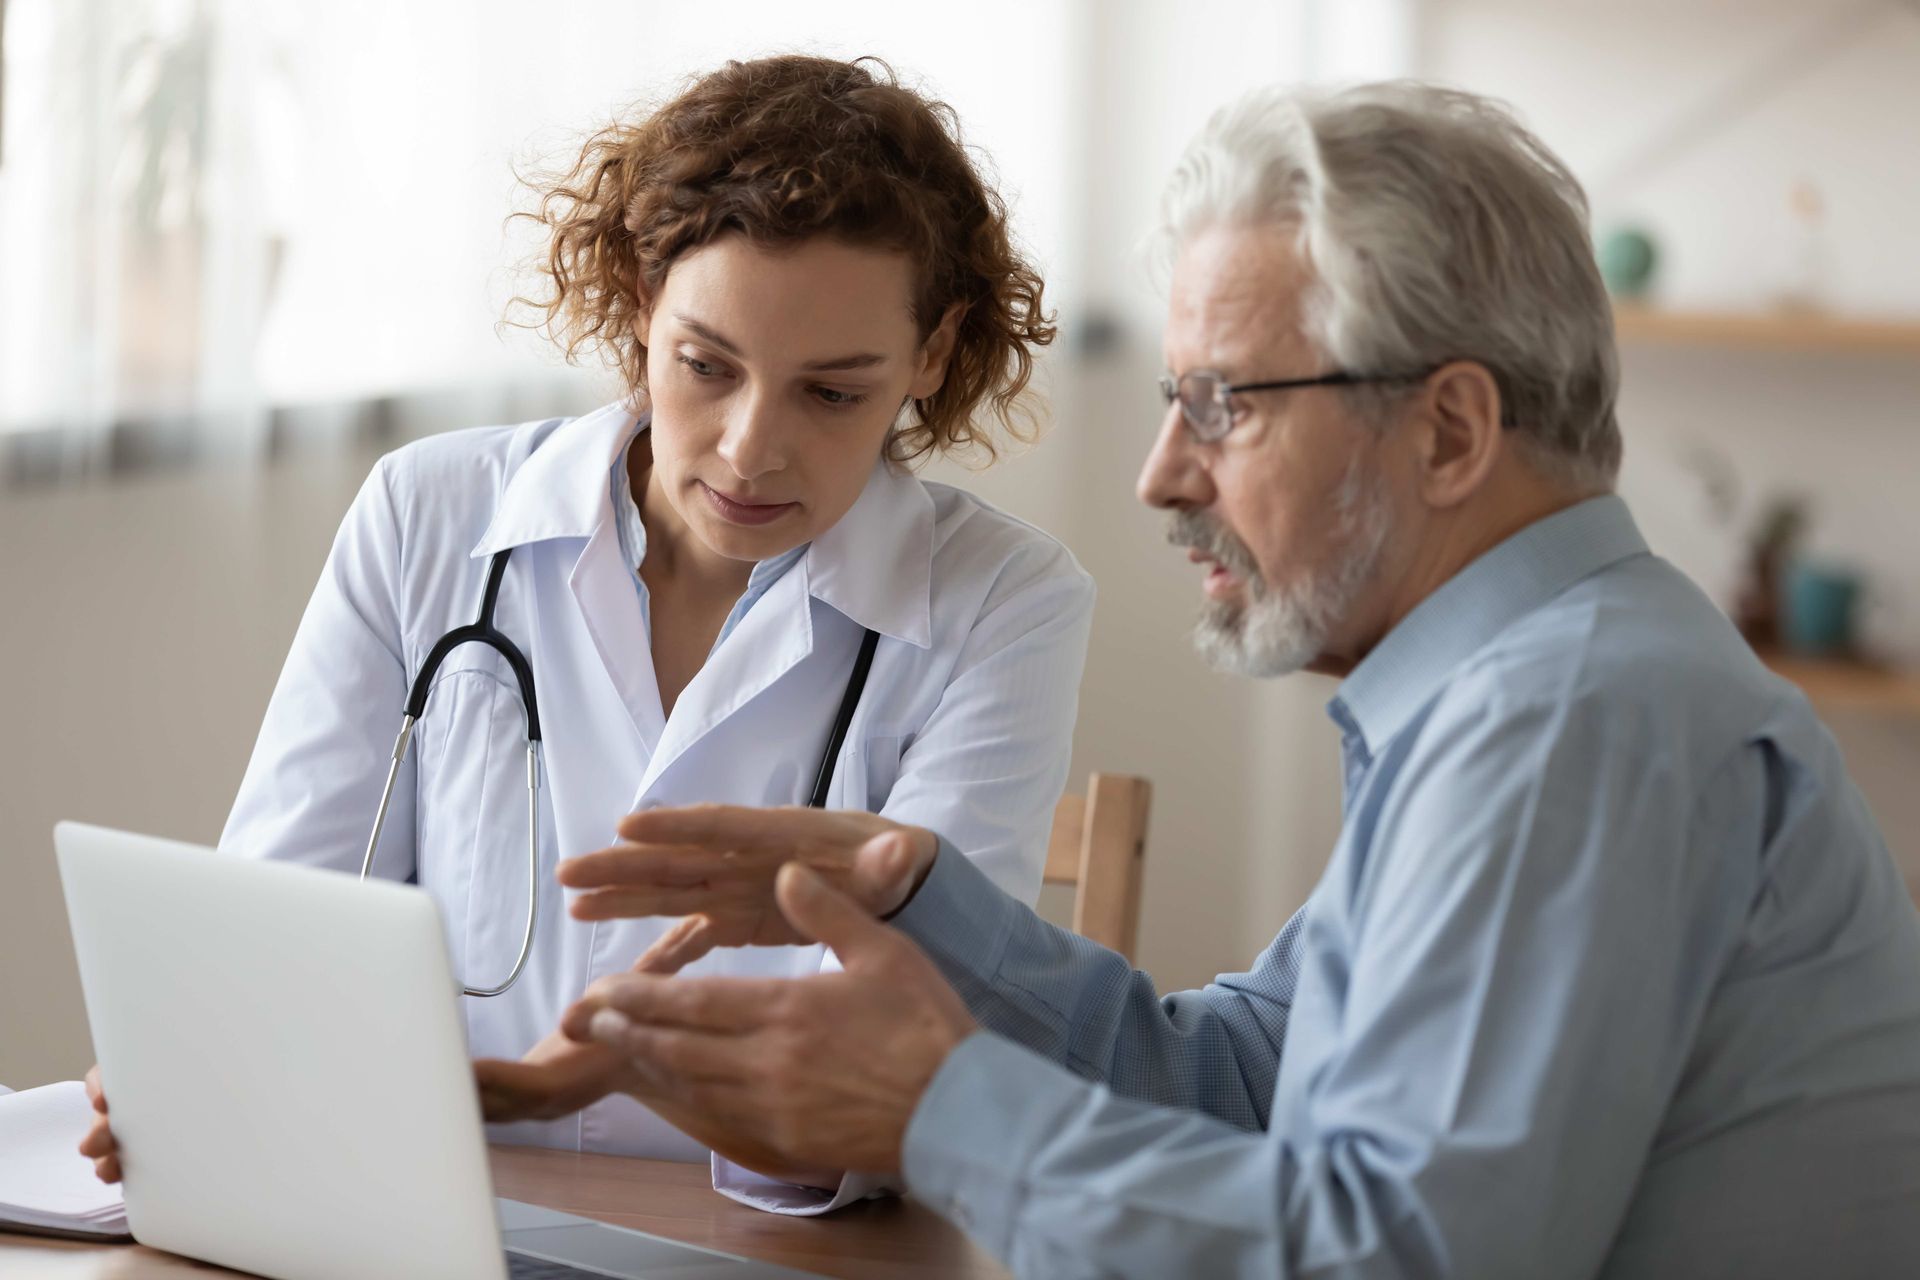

{"left": 1157, "top": 367, "right": 1437, "bottom": 443}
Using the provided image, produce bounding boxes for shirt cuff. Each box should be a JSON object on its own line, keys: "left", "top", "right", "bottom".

{"left": 889, "top": 835, "right": 1018, "bottom": 993}
{"left": 902, "top": 1030, "right": 1097, "bottom": 1257}
{"left": 709, "top": 1155, "right": 896, "bottom": 1216}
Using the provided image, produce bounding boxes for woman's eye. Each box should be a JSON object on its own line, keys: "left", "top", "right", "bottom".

{"left": 677, "top": 354, "right": 722, "bottom": 378}
{"left": 811, "top": 386, "right": 868, "bottom": 407}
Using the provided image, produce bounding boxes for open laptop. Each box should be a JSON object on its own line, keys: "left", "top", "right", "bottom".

{"left": 55, "top": 822, "right": 822, "bottom": 1280}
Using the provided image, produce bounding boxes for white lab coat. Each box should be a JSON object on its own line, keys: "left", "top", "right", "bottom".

{"left": 219, "top": 402, "right": 1094, "bottom": 1211}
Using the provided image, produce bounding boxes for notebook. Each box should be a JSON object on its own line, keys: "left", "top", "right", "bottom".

{"left": 0, "top": 1080, "right": 133, "bottom": 1242}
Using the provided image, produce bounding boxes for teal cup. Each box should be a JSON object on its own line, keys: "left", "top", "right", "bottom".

{"left": 1782, "top": 562, "right": 1863, "bottom": 658}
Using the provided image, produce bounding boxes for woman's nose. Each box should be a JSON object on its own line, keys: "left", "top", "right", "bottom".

{"left": 715, "top": 390, "right": 788, "bottom": 481}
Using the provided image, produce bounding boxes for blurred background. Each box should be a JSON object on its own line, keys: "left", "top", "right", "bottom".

{"left": 5, "top": 0, "right": 1919, "bottom": 1089}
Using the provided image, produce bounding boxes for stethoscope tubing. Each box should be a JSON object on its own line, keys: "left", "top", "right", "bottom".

{"left": 360, "top": 545, "right": 877, "bottom": 998}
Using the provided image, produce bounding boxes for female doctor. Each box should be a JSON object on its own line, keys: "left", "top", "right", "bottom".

{"left": 81, "top": 54, "right": 1093, "bottom": 1214}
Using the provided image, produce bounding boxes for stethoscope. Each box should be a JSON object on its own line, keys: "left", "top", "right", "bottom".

{"left": 359, "top": 544, "right": 880, "bottom": 997}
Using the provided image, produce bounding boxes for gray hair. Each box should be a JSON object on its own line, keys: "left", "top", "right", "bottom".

{"left": 1154, "top": 81, "right": 1621, "bottom": 491}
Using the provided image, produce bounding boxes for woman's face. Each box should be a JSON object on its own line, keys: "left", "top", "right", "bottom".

{"left": 637, "top": 233, "right": 959, "bottom": 564}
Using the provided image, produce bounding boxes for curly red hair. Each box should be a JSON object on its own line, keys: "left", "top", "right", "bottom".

{"left": 514, "top": 55, "right": 1055, "bottom": 464}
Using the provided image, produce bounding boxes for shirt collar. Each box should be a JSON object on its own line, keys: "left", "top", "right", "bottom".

{"left": 472, "top": 400, "right": 638, "bottom": 555}
{"left": 1330, "top": 494, "right": 1650, "bottom": 752}
{"left": 472, "top": 402, "right": 935, "bottom": 649}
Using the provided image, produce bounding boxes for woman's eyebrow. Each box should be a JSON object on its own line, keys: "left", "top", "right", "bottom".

{"left": 801, "top": 351, "right": 890, "bottom": 373}
{"left": 673, "top": 314, "right": 889, "bottom": 373}
{"left": 673, "top": 315, "right": 744, "bottom": 356}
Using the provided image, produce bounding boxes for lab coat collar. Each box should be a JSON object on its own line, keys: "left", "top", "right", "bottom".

{"left": 470, "top": 402, "right": 934, "bottom": 649}
{"left": 805, "top": 456, "right": 935, "bottom": 650}
{"left": 471, "top": 401, "right": 639, "bottom": 558}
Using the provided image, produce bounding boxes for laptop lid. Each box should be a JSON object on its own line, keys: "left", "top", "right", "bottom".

{"left": 56, "top": 822, "right": 509, "bottom": 1280}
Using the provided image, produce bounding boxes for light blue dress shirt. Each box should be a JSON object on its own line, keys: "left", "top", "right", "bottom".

{"left": 894, "top": 495, "right": 1920, "bottom": 1278}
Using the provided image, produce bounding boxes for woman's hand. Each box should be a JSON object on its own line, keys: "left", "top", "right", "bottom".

{"left": 475, "top": 1030, "right": 639, "bottom": 1125}
{"left": 564, "top": 864, "right": 976, "bottom": 1181}
{"left": 77, "top": 1064, "right": 121, "bottom": 1184}
{"left": 558, "top": 805, "right": 940, "bottom": 974}
{"left": 476, "top": 967, "right": 845, "bottom": 1191}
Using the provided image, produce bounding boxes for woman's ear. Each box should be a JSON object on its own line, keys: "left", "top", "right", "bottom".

{"left": 625, "top": 305, "right": 657, "bottom": 415}
{"left": 907, "top": 304, "right": 967, "bottom": 400}
{"left": 1410, "top": 360, "right": 1505, "bottom": 510}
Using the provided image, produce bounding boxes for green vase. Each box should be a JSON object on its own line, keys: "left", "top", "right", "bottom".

{"left": 1598, "top": 227, "right": 1659, "bottom": 300}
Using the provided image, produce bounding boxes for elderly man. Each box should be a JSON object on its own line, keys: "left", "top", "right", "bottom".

{"left": 486, "top": 83, "right": 1920, "bottom": 1276}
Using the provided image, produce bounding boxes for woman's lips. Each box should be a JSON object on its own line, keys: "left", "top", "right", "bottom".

{"left": 700, "top": 481, "right": 797, "bottom": 527}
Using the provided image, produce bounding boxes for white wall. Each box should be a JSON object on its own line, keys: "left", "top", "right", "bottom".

{"left": 1419, "top": 0, "right": 1920, "bottom": 877}
{"left": 247, "top": 0, "right": 1081, "bottom": 404}
{"left": 1424, "top": 0, "right": 1920, "bottom": 653}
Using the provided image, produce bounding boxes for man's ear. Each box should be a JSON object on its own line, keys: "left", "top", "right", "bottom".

{"left": 1409, "top": 360, "right": 1505, "bottom": 509}
{"left": 907, "top": 304, "right": 967, "bottom": 401}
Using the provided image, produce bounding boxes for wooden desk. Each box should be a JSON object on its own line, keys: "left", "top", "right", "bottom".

{"left": 1761, "top": 650, "right": 1920, "bottom": 719}
{"left": 0, "top": 1146, "right": 1007, "bottom": 1279}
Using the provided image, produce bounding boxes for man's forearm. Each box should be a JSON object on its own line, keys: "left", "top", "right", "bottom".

{"left": 893, "top": 837, "right": 1299, "bottom": 1129}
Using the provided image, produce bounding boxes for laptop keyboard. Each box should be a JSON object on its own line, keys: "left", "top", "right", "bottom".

{"left": 506, "top": 1251, "right": 620, "bottom": 1279}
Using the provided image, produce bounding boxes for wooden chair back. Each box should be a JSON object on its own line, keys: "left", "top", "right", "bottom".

{"left": 1043, "top": 773, "right": 1152, "bottom": 962}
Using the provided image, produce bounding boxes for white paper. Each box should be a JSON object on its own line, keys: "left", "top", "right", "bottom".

{"left": 0, "top": 1081, "right": 129, "bottom": 1233}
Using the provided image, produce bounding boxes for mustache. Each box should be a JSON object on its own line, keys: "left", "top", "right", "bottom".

{"left": 1165, "top": 511, "right": 1263, "bottom": 592}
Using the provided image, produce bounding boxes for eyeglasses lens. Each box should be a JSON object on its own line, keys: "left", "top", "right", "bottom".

{"left": 1178, "top": 372, "right": 1225, "bottom": 438}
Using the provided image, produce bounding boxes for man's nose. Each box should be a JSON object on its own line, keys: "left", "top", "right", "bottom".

{"left": 1137, "top": 401, "right": 1213, "bottom": 511}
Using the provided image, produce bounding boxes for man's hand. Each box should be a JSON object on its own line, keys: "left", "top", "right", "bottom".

{"left": 562, "top": 863, "right": 976, "bottom": 1178}
{"left": 558, "top": 805, "right": 940, "bottom": 974}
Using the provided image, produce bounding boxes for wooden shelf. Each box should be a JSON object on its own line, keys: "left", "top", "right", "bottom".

{"left": 1760, "top": 650, "right": 1920, "bottom": 718}
{"left": 1613, "top": 304, "right": 1920, "bottom": 356}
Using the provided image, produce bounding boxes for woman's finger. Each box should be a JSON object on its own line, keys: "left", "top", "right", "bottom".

{"left": 473, "top": 1059, "right": 530, "bottom": 1121}
{"left": 568, "top": 883, "right": 763, "bottom": 921}
{"left": 474, "top": 1058, "right": 563, "bottom": 1122}
{"left": 632, "top": 915, "right": 717, "bottom": 975}
{"left": 77, "top": 1113, "right": 117, "bottom": 1158}
{"left": 559, "top": 843, "right": 761, "bottom": 890}
{"left": 615, "top": 804, "right": 835, "bottom": 850}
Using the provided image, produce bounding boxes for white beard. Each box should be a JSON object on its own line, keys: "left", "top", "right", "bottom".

{"left": 1177, "top": 456, "right": 1394, "bottom": 678}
